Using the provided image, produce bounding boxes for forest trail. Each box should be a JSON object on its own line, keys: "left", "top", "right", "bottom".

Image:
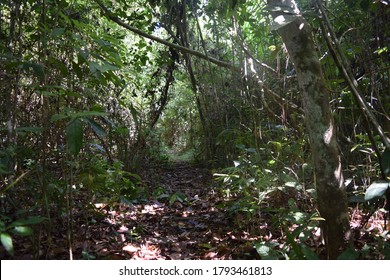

{"left": 82, "top": 161, "right": 261, "bottom": 260}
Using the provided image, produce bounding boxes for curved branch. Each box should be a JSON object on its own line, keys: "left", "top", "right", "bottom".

{"left": 94, "top": 0, "right": 233, "bottom": 69}
{"left": 316, "top": 1, "right": 390, "bottom": 149}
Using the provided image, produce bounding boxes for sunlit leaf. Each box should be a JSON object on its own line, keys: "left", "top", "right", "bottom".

{"left": 12, "top": 226, "right": 33, "bottom": 236}
{"left": 254, "top": 242, "right": 279, "bottom": 260}
{"left": 364, "top": 181, "right": 390, "bottom": 201}
{"left": 1, "top": 233, "right": 14, "bottom": 256}
{"left": 374, "top": 46, "right": 388, "bottom": 55}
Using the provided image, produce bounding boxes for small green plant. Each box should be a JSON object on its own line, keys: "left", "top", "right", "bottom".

{"left": 169, "top": 191, "right": 187, "bottom": 206}
{"left": 0, "top": 216, "right": 47, "bottom": 256}
{"left": 78, "top": 157, "right": 145, "bottom": 204}
{"left": 254, "top": 199, "right": 322, "bottom": 260}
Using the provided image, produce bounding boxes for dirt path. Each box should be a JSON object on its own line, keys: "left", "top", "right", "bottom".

{"left": 83, "top": 161, "right": 260, "bottom": 260}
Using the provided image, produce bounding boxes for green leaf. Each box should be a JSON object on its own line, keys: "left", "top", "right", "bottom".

{"left": 198, "top": 243, "right": 213, "bottom": 249}
{"left": 9, "top": 216, "right": 47, "bottom": 228}
{"left": 89, "top": 61, "right": 119, "bottom": 73}
{"left": 364, "top": 181, "right": 390, "bottom": 201}
{"left": 169, "top": 193, "right": 178, "bottom": 206}
{"left": 338, "top": 247, "right": 358, "bottom": 260}
{"left": 1, "top": 232, "right": 14, "bottom": 256}
{"left": 301, "top": 244, "right": 319, "bottom": 260}
{"left": 50, "top": 27, "right": 65, "bottom": 38}
{"left": 22, "top": 61, "right": 45, "bottom": 79}
{"left": 85, "top": 118, "right": 106, "bottom": 138}
{"left": 51, "top": 113, "right": 69, "bottom": 122}
{"left": 128, "top": 104, "right": 139, "bottom": 127}
{"left": 72, "top": 61, "right": 84, "bottom": 80}
{"left": 120, "top": 196, "right": 134, "bottom": 206}
{"left": 73, "top": 111, "right": 108, "bottom": 118}
{"left": 254, "top": 242, "right": 280, "bottom": 260}
{"left": 381, "top": 148, "right": 390, "bottom": 178}
{"left": 0, "top": 221, "right": 6, "bottom": 232}
{"left": 66, "top": 118, "right": 83, "bottom": 156}
{"left": 12, "top": 226, "right": 33, "bottom": 236}
{"left": 285, "top": 227, "right": 304, "bottom": 259}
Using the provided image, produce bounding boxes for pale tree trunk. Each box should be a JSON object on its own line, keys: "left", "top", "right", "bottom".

{"left": 268, "top": 0, "right": 350, "bottom": 259}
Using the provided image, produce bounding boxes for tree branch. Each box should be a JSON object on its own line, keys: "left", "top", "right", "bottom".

{"left": 94, "top": 0, "right": 233, "bottom": 69}
{"left": 316, "top": 1, "right": 390, "bottom": 149}
{"left": 94, "top": 0, "right": 302, "bottom": 115}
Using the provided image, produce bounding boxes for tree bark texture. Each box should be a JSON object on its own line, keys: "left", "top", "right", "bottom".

{"left": 268, "top": 0, "right": 350, "bottom": 259}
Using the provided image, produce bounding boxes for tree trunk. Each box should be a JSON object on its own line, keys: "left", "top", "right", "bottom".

{"left": 268, "top": 0, "right": 350, "bottom": 259}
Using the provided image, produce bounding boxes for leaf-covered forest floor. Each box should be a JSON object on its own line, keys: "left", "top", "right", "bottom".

{"left": 78, "top": 161, "right": 263, "bottom": 260}
{"left": 3, "top": 161, "right": 389, "bottom": 260}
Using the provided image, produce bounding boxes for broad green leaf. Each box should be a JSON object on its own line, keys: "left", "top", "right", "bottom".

{"left": 254, "top": 242, "right": 279, "bottom": 260}
{"left": 1, "top": 232, "right": 14, "bottom": 256}
{"left": 382, "top": 148, "right": 390, "bottom": 178}
{"left": 301, "top": 244, "right": 319, "bottom": 260}
{"left": 285, "top": 228, "right": 304, "bottom": 259}
{"left": 66, "top": 119, "right": 83, "bottom": 156}
{"left": 9, "top": 216, "right": 47, "bottom": 228}
{"left": 22, "top": 61, "right": 45, "bottom": 79}
{"left": 12, "top": 226, "right": 33, "bottom": 236}
{"left": 120, "top": 196, "right": 134, "bottom": 206}
{"left": 128, "top": 104, "right": 139, "bottom": 127}
{"left": 169, "top": 193, "right": 178, "bottom": 206}
{"left": 0, "top": 221, "right": 5, "bottom": 232}
{"left": 72, "top": 61, "right": 83, "bottom": 80}
{"left": 51, "top": 113, "right": 69, "bottom": 122}
{"left": 175, "top": 191, "right": 187, "bottom": 202}
{"left": 364, "top": 181, "right": 390, "bottom": 201}
{"left": 50, "top": 58, "right": 69, "bottom": 75}
{"left": 84, "top": 118, "right": 106, "bottom": 138}
{"left": 36, "top": 90, "right": 59, "bottom": 97}
{"left": 73, "top": 111, "right": 108, "bottom": 118}
{"left": 338, "top": 247, "right": 358, "bottom": 260}
{"left": 89, "top": 61, "right": 119, "bottom": 73}
{"left": 50, "top": 27, "right": 65, "bottom": 38}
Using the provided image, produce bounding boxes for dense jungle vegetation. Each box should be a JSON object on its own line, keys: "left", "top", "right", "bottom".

{"left": 0, "top": 0, "right": 389, "bottom": 260}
